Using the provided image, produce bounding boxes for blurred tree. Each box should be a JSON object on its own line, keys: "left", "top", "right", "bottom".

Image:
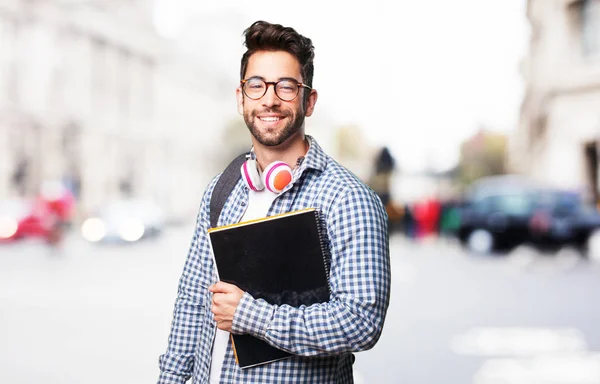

{"left": 458, "top": 128, "right": 508, "bottom": 185}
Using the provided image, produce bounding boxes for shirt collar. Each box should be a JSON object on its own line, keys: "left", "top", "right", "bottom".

{"left": 300, "top": 135, "right": 327, "bottom": 173}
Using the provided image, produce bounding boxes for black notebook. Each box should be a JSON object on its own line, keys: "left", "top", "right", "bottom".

{"left": 208, "top": 208, "right": 331, "bottom": 369}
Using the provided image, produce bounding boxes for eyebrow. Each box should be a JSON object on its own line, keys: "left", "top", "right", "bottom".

{"left": 246, "top": 76, "right": 301, "bottom": 83}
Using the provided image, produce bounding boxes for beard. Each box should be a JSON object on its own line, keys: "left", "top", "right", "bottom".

{"left": 243, "top": 105, "right": 306, "bottom": 147}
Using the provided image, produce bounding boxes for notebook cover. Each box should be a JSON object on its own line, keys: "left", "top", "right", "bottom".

{"left": 208, "top": 208, "right": 330, "bottom": 369}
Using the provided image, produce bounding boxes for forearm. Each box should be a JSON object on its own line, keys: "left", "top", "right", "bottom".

{"left": 230, "top": 186, "right": 391, "bottom": 356}
{"left": 231, "top": 291, "right": 388, "bottom": 356}
{"left": 159, "top": 182, "right": 217, "bottom": 382}
{"left": 158, "top": 287, "right": 206, "bottom": 382}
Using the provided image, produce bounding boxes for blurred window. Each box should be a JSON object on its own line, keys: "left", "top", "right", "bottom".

{"left": 536, "top": 190, "right": 581, "bottom": 216}
{"left": 552, "top": 193, "right": 580, "bottom": 215}
{"left": 582, "top": 0, "right": 600, "bottom": 57}
{"left": 497, "top": 194, "right": 534, "bottom": 215}
{"left": 472, "top": 196, "right": 494, "bottom": 214}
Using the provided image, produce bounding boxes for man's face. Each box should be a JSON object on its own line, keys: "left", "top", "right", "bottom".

{"left": 237, "top": 50, "right": 316, "bottom": 147}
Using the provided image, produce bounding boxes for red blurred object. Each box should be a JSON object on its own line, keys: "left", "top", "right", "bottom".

{"left": 0, "top": 182, "right": 76, "bottom": 244}
{"left": 0, "top": 199, "right": 57, "bottom": 243}
{"left": 413, "top": 197, "right": 442, "bottom": 238}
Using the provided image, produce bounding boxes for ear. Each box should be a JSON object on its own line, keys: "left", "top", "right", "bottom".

{"left": 304, "top": 89, "right": 318, "bottom": 117}
{"left": 236, "top": 86, "right": 244, "bottom": 115}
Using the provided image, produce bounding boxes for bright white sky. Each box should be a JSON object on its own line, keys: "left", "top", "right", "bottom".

{"left": 154, "top": 0, "right": 529, "bottom": 173}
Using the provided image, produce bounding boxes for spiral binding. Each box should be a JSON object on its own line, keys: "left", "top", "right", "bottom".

{"left": 314, "top": 209, "right": 332, "bottom": 295}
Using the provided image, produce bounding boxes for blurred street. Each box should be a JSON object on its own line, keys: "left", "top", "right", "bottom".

{"left": 1, "top": 228, "right": 600, "bottom": 384}
{"left": 2, "top": 1, "right": 600, "bottom": 382}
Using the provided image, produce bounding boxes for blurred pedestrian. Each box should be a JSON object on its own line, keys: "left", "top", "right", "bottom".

{"left": 413, "top": 196, "right": 441, "bottom": 239}
{"left": 402, "top": 202, "right": 415, "bottom": 239}
{"left": 158, "top": 20, "right": 391, "bottom": 384}
{"left": 368, "top": 146, "right": 395, "bottom": 207}
{"left": 439, "top": 199, "right": 461, "bottom": 239}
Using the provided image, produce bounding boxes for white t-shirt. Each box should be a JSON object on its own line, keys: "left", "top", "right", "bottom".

{"left": 209, "top": 189, "right": 278, "bottom": 383}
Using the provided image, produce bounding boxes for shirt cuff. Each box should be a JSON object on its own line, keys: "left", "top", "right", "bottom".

{"left": 231, "top": 292, "right": 275, "bottom": 338}
{"left": 157, "top": 371, "right": 188, "bottom": 384}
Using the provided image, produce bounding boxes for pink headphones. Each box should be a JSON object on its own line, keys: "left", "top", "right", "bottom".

{"left": 240, "top": 158, "right": 293, "bottom": 193}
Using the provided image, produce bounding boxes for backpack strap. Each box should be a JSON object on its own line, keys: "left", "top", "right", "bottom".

{"left": 210, "top": 153, "right": 248, "bottom": 228}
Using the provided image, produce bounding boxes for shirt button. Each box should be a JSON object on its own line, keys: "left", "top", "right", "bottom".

{"left": 240, "top": 201, "right": 246, "bottom": 206}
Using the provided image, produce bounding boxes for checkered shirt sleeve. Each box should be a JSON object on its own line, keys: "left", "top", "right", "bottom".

{"left": 158, "top": 176, "right": 220, "bottom": 384}
{"left": 231, "top": 184, "right": 391, "bottom": 356}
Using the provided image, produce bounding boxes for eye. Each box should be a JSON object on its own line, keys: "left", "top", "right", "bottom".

{"left": 248, "top": 82, "right": 265, "bottom": 90}
{"left": 277, "top": 82, "right": 297, "bottom": 92}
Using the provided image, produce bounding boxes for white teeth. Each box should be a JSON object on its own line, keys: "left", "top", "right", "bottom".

{"left": 259, "top": 117, "right": 281, "bottom": 122}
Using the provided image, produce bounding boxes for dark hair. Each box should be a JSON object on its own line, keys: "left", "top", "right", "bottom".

{"left": 240, "top": 21, "right": 315, "bottom": 92}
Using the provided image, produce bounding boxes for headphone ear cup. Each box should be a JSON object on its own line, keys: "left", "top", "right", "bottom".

{"left": 240, "top": 159, "right": 264, "bottom": 191}
{"left": 263, "top": 161, "right": 293, "bottom": 193}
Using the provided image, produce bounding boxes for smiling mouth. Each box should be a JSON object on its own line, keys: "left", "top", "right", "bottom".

{"left": 258, "top": 116, "right": 285, "bottom": 122}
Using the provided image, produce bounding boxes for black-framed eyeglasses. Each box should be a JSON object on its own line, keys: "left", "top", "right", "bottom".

{"left": 241, "top": 78, "right": 312, "bottom": 102}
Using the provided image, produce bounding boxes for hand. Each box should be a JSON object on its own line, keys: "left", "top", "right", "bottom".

{"left": 208, "top": 281, "right": 244, "bottom": 332}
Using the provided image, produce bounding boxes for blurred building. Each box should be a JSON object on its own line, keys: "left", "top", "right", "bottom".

{"left": 0, "top": 0, "right": 231, "bottom": 221}
{"left": 511, "top": 0, "right": 600, "bottom": 202}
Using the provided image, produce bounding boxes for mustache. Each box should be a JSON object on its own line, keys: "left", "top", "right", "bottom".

{"left": 253, "top": 108, "right": 290, "bottom": 116}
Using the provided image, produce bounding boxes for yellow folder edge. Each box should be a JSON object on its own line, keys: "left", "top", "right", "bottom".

{"left": 230, "top": 334, "right": 239, "bottom": 365}
{"left": 208, "top": 207, "right": 316, "bottom": 233}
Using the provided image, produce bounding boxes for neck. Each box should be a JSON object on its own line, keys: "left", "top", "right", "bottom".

{"left": 253, "top": 134, "right": 309, "bottom": 171}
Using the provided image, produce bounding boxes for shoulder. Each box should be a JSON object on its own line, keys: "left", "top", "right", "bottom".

{"left": 206, "top": 173, "right": 221, "bottom": 196}
{"left": 319, "top": 156, "right": 385, "bottom": 215}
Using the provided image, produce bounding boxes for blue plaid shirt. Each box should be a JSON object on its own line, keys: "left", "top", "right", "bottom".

{"left": 158, "top": 136, "right": 391, "bottom": 384}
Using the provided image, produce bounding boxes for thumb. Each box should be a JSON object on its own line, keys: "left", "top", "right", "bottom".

{"left": 209, "top": 281, "right": 233, "bottom": 293}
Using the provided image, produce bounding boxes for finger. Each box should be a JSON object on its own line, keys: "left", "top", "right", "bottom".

{"left": 208, "top": 282, "right": 228, "bottom": 292}
{"left": 212, "top": 292, "right": 227, "bottom": 306}
{"left": 209, "top": 281, "right": 236, "bottom": 293}
{"left": 211, "top": 298, "right": 224, "bottom": 311}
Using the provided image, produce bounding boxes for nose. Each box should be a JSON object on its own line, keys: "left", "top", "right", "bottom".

{"left": 261, "top": 83, "right": 281, "bottom": 108}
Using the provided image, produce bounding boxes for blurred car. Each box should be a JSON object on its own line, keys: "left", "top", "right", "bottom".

{"left": 529, "top": 189, "right": 600, "bottom": 253}
{"left": 0, "top": 198, "right": 61, "bottom": 243}
{"left": 456, "top": 176, "right": 539, "bottom": 254}
{"left": 81, "top": 199, "right": 165, "bottom": 244}
{"left": 456, "top": 175, "right": 600, "bottom": 256}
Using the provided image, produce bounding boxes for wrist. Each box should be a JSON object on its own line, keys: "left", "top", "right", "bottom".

{"left": 231, "top": 292, "right": 275, "bottom": 338}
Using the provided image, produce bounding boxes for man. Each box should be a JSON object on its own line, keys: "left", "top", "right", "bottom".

{"left": 158, "top": 20, "right": 391, "bottom": 384}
